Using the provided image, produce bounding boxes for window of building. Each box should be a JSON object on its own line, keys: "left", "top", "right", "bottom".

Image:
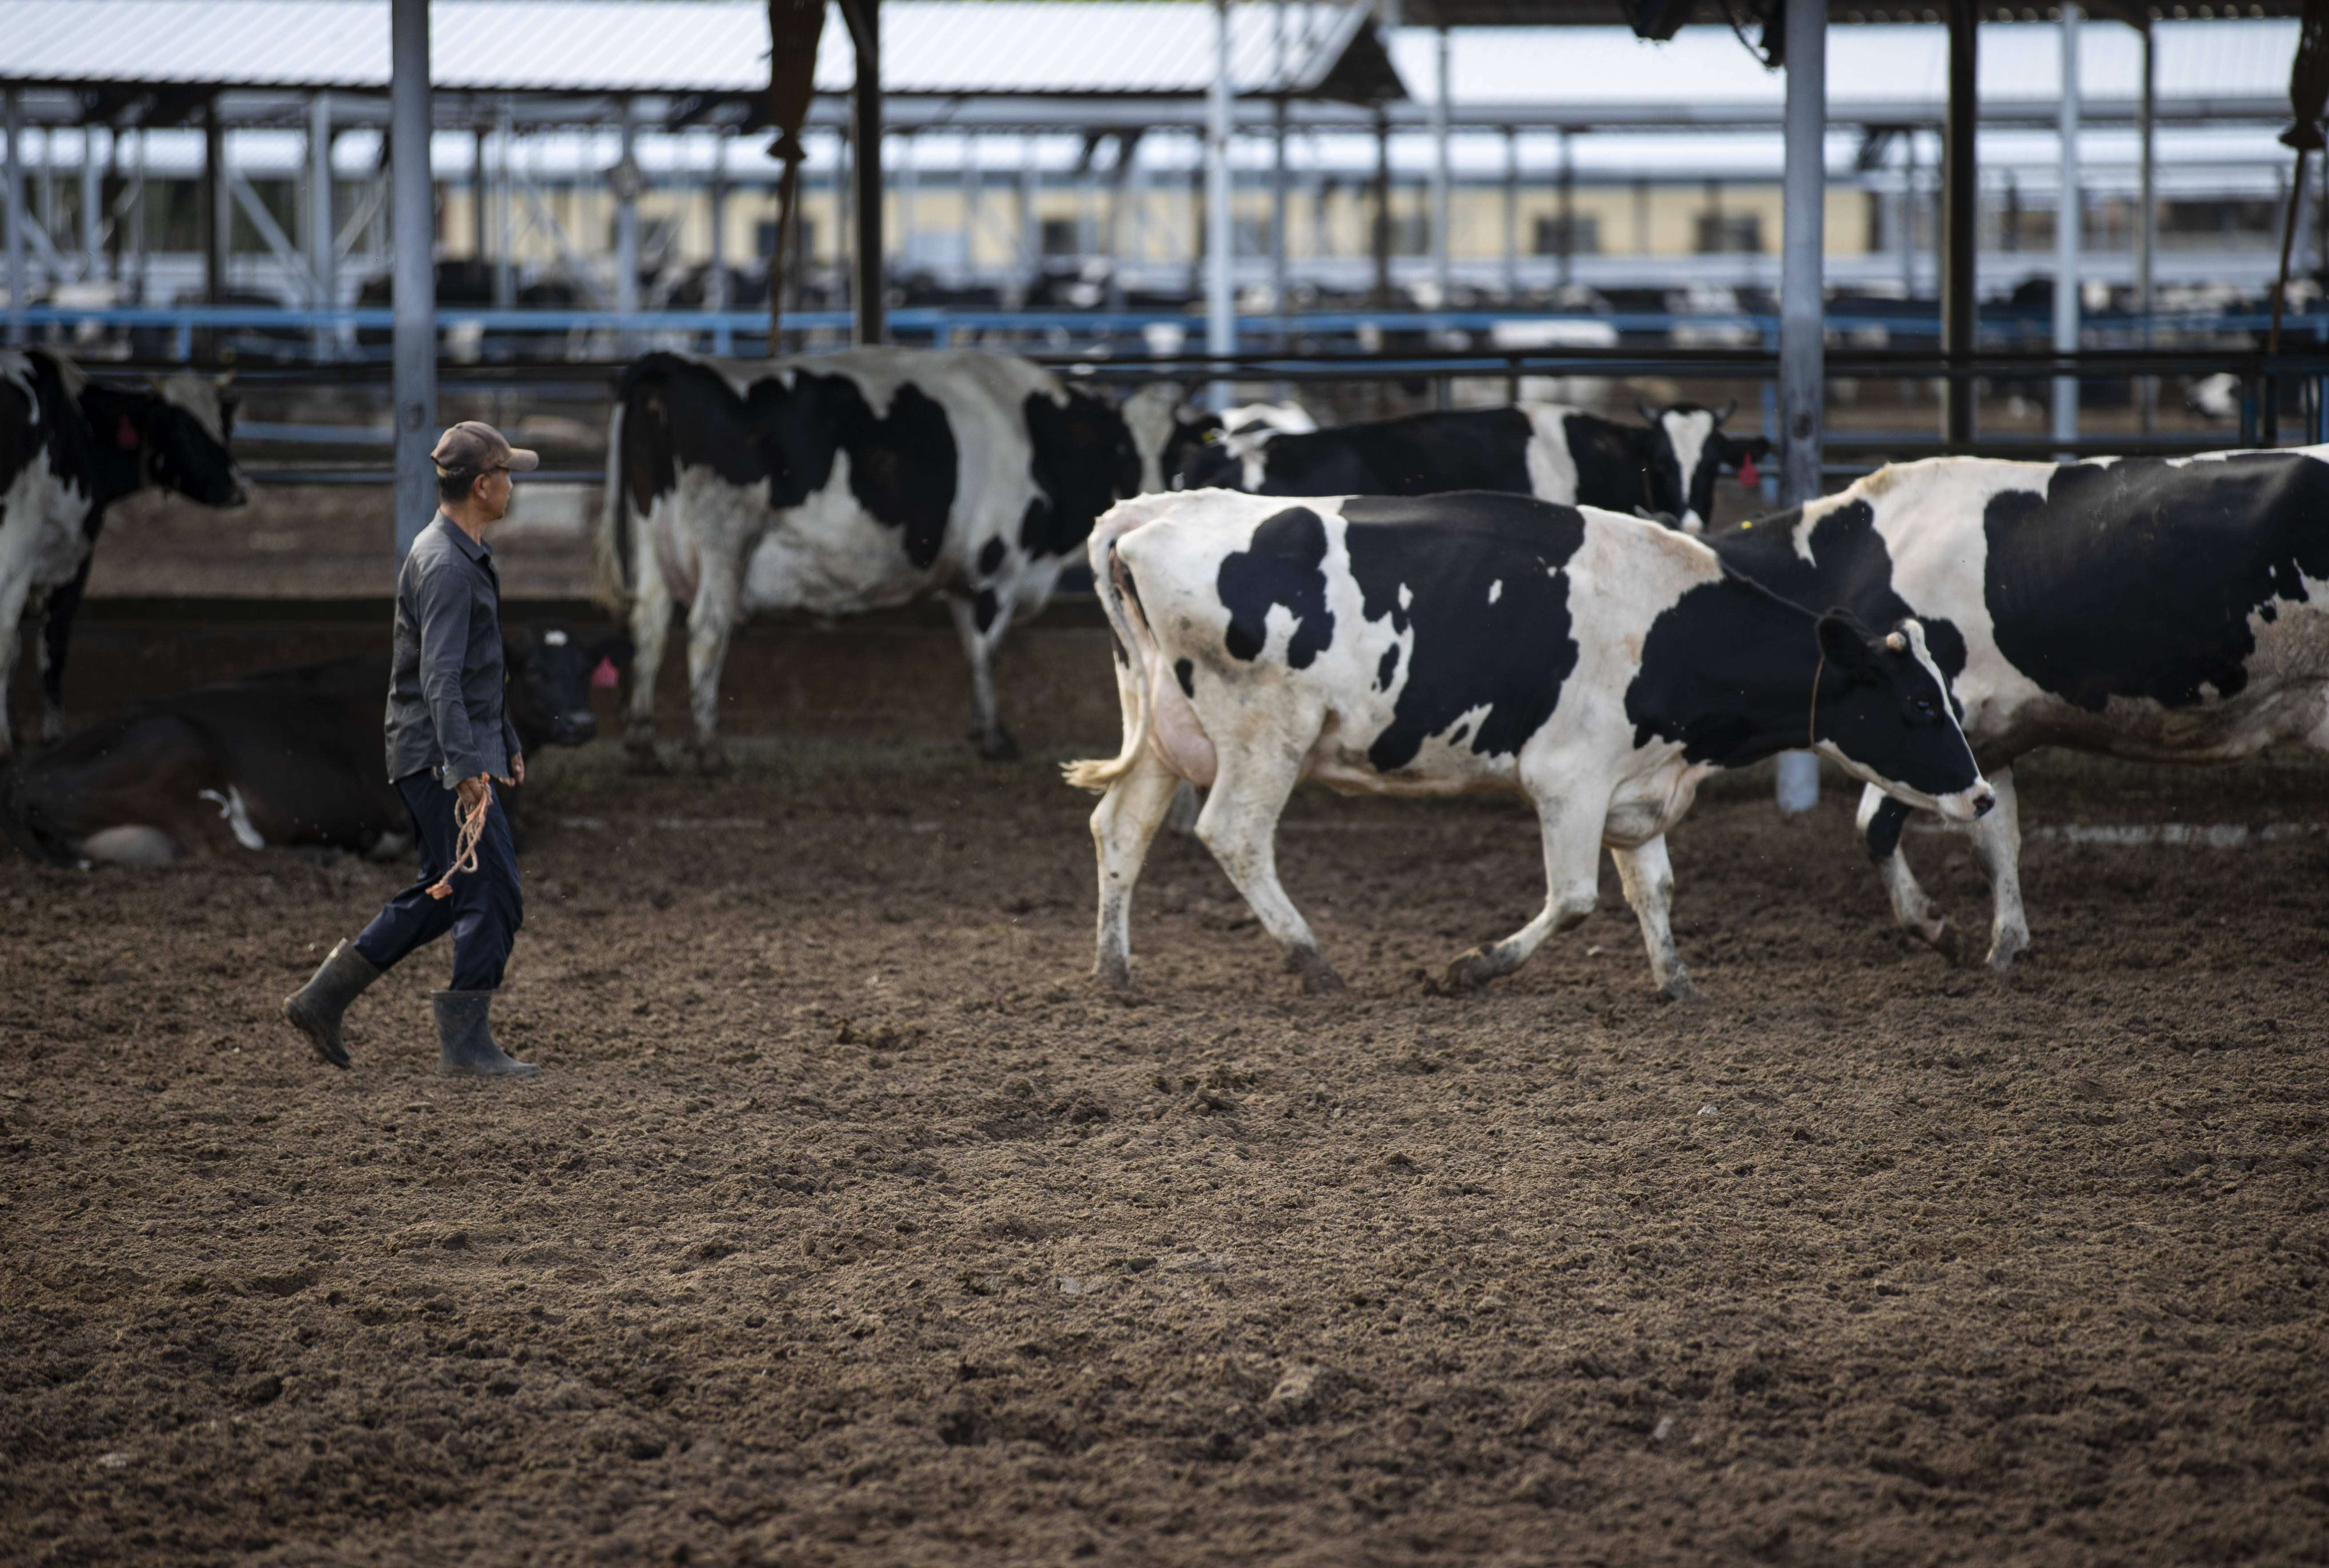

{"left": 1040, "top": 217, "right": 1081, "bottom": 257}
{"left": 2158, "top": 199, "right": 2278, "bottom": 249}
{"left": 1532, "top": 215, "right": 1600, "bottom": 256}
{"left": 1695, "top": 212, "right": 1763, "bottom": 255}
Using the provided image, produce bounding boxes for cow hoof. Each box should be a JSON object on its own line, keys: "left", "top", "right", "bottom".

{"left": 1096, "top": 957, "right": 1133, "bottom": 990}
{"left": 694, "top": 748, "right": 731, "bottom": 779}
{"left": 1659, "top": 975, "right": 1701, "bottom": 1003}
{"left": 1987, "top": 930, "right": 2030, "bottom": 971}
{"left": 976, "top": 730, "right": 1022, "bottom": 763}
{"left": 624, "top": 743, "right": 668, "bottom": 776}
{"left": 1300, "top": 967, "right": 1346, "bottom": 996}
{"left": 1928, "top": 922, "right": 1967, "bottom": 967}
{"left": 1440, "top": 950, "right": 1494, "bottom": 992}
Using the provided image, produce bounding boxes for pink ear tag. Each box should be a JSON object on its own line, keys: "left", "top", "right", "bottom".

{"left": 590, "top": 656, "right": 620, "bottom": 689}
{"left": 1737, "top": 454, "right": 1759, "bottom": 488}
{"left": 117, "top": 414, "right": 140, "bottom": 450}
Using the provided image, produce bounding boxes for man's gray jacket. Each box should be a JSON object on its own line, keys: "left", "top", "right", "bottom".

{"left": 384, "top": 511, "right": 520, "bottom": 789}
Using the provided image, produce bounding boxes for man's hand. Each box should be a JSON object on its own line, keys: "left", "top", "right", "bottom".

{"left": 456, "top": 773, "right": 492, "bottom": 816}
{"left": 508, "top": 752, "right": 526, "bottom": 787}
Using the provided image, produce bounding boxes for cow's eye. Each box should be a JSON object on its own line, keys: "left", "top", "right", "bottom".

{"left": 1912, "top": 696, "right": 1936, "bottom": 716}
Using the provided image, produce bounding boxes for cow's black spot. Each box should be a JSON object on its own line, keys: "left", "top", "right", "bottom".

{"left": 1565, "top": 411, "right": 1657, "bottom": 515}
{"left": 973, "top": 589, "right": 1000, "bottom": 634}
{"left": 977, "top": 537, "right": 1007, "bottom": 577}
{"left": 1981, "top": 455, "right": 2329, "bottom": 711}
{"left": 1708, "top": 498, "right": 1968, "bottom": 685}
{"left": 1174, "top": 658, "right": 1196, "bottom": 698}
{"left": 1022, "top": 389, "right": 1138, "bottom": 558}
{"left": 830, "top": 380, "right": 957, "bottom": 570}
{"left": 1375, "top": 642, "right": 1400, "bottom": 692}
{"left": 1197, "top": 408, "right": 1539, "bottom": 497}
{"left": 1217, "top": 506, "right": 1336, "bottom": 669}
{"left": 1863, "top": 795, "right": 1911, "bottom": 860}
{"left": 1339, "top": 493, "right": 1585, "bottom": 772}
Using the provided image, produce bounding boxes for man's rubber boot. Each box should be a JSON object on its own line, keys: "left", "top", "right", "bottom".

{"left": 433, "top": 990, "right": 540, "bottom": 1078}
{"left": 282, "top": 939, "right": 380, "bottom": 1069}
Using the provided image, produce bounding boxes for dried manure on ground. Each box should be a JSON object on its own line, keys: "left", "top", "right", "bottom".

{"left": 3, "top": 741, "right": 2326, "bottom": 1564}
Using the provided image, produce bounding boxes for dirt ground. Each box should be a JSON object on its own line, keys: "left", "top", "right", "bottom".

{"left": 3, "top": 741, "right": 2326, "bottom": 1567}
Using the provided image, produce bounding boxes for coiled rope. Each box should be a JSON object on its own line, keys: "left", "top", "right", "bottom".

{"left": 425, "top": 783, "right": 491, "bottom": 901}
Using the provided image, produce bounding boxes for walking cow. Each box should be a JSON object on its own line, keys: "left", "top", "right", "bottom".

{"left": 0, "top": 348, "right": 246, "bottom": 758}
{"left": 1169, "top": 399, "right": 1767, "bottom": 535}
{"left": 1067, "top": 489, "right": 1992, "bottom": 998}
{"left": 596, "top": 348, "right": 1178, "bottom": 771}
{"left": 1707, "top": 450, "right": 2329, "bottom": 968}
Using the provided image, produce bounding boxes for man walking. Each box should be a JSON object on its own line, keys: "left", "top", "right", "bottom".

{"left": 283, "top": 422, "right": 541, "bottom": 1078}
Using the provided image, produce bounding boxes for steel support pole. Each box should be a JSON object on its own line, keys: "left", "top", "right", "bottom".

{"left": 845, "top": 0, "right": 882, "bottom": 345}
{"left": 709, "top": 130, "right": 731, "bottom": 353}
{"left": 1206, "top": 0, "right": 1235, "bottom": 407}
{"left": 391, "top": 0, "right": 437, "bottom": 563}
{"left": 80, "top": 126, "right": 100, "bottom": 279}
{"left": 202, "top": 100, "right": 224, "bottom": 309}
{"left": 493, "top": 99, "right": 514, "bottom": 310}
{"left": 4, "top": 90, "right": 23, "bottom": 344}
{"left": 2137, "top": 21, "right": 2156, "bottom": 433}
{"left": 307, "top": 95, "right": 334, "bottom": 316}
{"left": 1501, "top": 127, "right": 1518, "bottom": 301}
{"left": 1430, "top": 25, "right": 1451, "bottom": 308}
{"left": 1775, "top": 0, "right": 1827, "bottom": 817}
{"left": 1942, "top": 0, "right": 1977, "bottom": 449}
{"left": 614, "top": 99, "right": 640, "bottom": 351}
{"left": 2053, "top": 5, "right": 2080, "bottom": 448}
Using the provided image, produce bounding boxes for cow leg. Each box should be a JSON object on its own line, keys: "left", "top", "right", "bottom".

{"left": 0, "top": 567, "right": 34, "bottom": 760}
{"left": 1611, "top": 835, "right": 1698, "bottom": 1001}
{"left": 1966, "top": 764, "right": 2030, "bottom": 970}
{"left": 1089, "top": 748, "right": 1185, "bottom": 988}
{"left": 1857, "top": 785, "right": 1958, "bottom": 959}
{"left": 38, "top": 551, "right": 94, "bottom": 744}
{"left": 1195, "top": 729, "right": 1341, "bottom": 994}
{"left": 683, "top": 586, "right": 738, "bottom": 777}
{"left": 1442, "top": 792, "right": 1603, "bottom": 991}
{"left": 945, "top": 595, "right": 1019, "bottom": 761}
{"left": 623, "top": 537, "right": 674, "bottom": 774}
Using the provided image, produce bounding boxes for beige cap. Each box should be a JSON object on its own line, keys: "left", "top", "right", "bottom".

{"left": 431, "top": 420, "right": 539, "bottom": 477}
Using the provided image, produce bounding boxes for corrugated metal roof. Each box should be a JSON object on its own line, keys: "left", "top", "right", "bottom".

{"left": 0, "top": 0, "right": 1386, "bottom": 98}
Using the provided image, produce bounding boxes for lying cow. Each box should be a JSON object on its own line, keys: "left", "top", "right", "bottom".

{"left": 0, "top": 625, "right": 622, "bottom": 865}
{"left": 1708, "top": 449, "right": 2329, "bottom": 969}
{"left": 1, "top": 348, "right": 247, "bottom": 757}
{"left": 597, "top": 348, "right": 1180, "bottom": 772}
{"left": 1167, "top": 398, "right": 1768, "bottom": 535}
{"left": 1066, "top": 489, "right": 1990, "bottom": 998}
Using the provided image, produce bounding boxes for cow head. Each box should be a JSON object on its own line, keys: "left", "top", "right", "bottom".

{"left": 504, "top": 625, "right": 631, "bottom": 753}
{"left": 1813, "top": 613, "right": 1992, "bottom": 822}
{"left": 1119, "top": 382, "right": 1229, "bottom": 493}
{"left": 1638, "top": 398, "right": 1769, "bottom": 535}
{"left": 136, "top": 372, "right": 248, "bottom": 507}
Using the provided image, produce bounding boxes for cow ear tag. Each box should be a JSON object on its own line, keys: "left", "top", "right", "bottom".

{"left": 1736, "top": 454, "right": 1758, "bottom": 487}
{"left": 117, "top": 414, "right": 140, "bottom": 450}
{"left": 591, "top": 657, "right": 621, "bottom": 689}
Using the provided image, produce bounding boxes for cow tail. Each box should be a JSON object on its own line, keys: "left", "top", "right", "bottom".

{"left": 591, "top": 395, "right": 632, "bottom": 611}
{"left": 1062, "top": 498, "right": 1173, "bottom": 794}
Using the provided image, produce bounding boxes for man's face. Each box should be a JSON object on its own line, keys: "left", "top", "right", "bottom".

{"left": 475, "top": 466, "right": 513, "bottom": 523}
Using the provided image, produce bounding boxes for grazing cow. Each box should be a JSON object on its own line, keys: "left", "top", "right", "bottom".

{"left": 1707, "top": 449, "right": 2329, "bottom": 969}
{"left": 1, "top": 349, "right": 247, "bottom": 757}
{"left": 1066, "top": 489, "right": 1991, "bottom": 998}
{"left": 0, "top": 625, "right": 624, "bottom": 866}
{"left": 1168, "top": 399, "right": 1768, "bottom": 534}
{"left": 597, "top": 348, "right": 1181, "bottom": 771}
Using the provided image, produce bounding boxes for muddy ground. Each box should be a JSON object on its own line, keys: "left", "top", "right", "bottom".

{"left": 3, "top": 742, "right": 2326, "bottom": 1567}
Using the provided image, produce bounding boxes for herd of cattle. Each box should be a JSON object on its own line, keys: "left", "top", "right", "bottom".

{"left": 4, "top": 340, "right": 2326, "bottom": 995}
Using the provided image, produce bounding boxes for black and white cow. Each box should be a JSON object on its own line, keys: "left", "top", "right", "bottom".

{"left": 597, "top": 348, "right": 1180, "bottom": 771}
{"left": 1066, "top": 489, "right": 1991, "bottom": 997}
{"left": 0, "top": 625, "right": 625, "bottom": 866}
{"left": 1707, "top": 450, "right": 2329, "bottom": 969}
{"left": 1, "top": 348, "right": 247, "bottom": 758}
{"left": 1167, "top": 399, "right": 1768, "bottom": 535}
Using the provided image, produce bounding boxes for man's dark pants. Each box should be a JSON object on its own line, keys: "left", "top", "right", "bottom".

{"left": 354, "top": 773, "right": 523, "bottom": 991}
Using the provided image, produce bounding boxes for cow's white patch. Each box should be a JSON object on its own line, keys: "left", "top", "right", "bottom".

{"left": 78, "top": 826, "right": 180, "bottom": 866}
{"left": 199, "top": 786, "right": 265, "bottom": 851}
{"left": 1487, "top": 579, "right": 1503, "bottom": 605}
{"left": 1660, "top": 410, "right": 1715, "bottom": 530}
{"left": 1397, "top": 584, "right": 1413, "bottom": 610}
{"left": 542, "top": 628, "right": 569, "bottom": 647}
{"left": 154, "top": 372, "right": 229, "bottom": 446}
{"left": 1520, "top": 404, "right": 1583, "bottom": 505}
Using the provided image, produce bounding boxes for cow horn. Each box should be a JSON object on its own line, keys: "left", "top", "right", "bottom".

{"left": 1635, "top": 394, "right": 1658, "bottom": 425}
{"left": 1715, "top": 397, "right": 1738, "bottom": 424}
